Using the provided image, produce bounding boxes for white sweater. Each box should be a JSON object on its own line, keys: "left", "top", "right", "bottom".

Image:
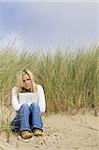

{"left": 12, "top": 85, "right": 46, "bottom": 113}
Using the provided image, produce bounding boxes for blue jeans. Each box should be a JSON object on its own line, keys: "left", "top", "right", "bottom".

{"left": 11, "top": 103, "right": 43, "bottom": 132}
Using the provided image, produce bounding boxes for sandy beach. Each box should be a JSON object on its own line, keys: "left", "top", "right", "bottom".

{"left": 0, "top": 111, "right": 99, "bottom": 150}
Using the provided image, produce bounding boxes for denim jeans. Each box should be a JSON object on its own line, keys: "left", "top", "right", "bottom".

{"left": 11, "top": 103, "right": 43, "bottom": 132}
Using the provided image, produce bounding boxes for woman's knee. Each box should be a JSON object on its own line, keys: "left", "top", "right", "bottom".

{"left": 21, "top": 103, "right": 29, "bottom": 110}
{"left": 30, "top": 103, "right": 40, "bottom": 111}
{"left": 31, "top": 102, "right": 39, "bottom": 108}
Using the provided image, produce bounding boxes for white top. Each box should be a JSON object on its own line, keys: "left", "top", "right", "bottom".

{"left": 12, "top": 84, "right": 46, "bottom": 113}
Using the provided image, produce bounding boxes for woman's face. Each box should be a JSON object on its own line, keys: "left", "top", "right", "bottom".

{"left": 22, "top": 73, "right": 32, "bottom": 90}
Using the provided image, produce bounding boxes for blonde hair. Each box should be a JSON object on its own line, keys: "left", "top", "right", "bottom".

{"left": 16, "top": 68, "right": 37, "bottom": 93}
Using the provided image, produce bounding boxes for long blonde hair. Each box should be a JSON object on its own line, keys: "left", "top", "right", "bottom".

{"left": 16, "top": 68, "right": 37, "bottom": 93}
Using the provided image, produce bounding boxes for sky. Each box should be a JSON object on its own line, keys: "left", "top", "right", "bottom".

{"left": 0, "top": 1, "right": 98, "bottom": 52}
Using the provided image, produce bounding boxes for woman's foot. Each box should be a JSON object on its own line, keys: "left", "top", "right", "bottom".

{"left": 33, "top": 129, "right": 43, "bottom": 136}
{"left": 20, "top": 131, "right": 33, "bottom": 139}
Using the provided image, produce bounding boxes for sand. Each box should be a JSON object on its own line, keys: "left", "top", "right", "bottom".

{"left": 0, "top": 111, "right": 99, "bottom": 150}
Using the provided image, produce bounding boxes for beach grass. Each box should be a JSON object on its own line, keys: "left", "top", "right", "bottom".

{"left": 0, "top": 45, "right": 98, "bottom": 141}
{"left": 0, "top": 46, "right": 98, "bottom": 112}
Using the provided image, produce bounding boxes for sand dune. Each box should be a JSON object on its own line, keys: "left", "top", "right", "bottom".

{"left": 0, "top": 112, "right": 99, "bottom": 150}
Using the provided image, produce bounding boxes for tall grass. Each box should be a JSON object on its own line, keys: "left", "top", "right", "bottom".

{"left": 0, "top": 46, "right": 98, "bottom": 141}
{"left": 0, "top": 46, "right": 98, "bottom": 113}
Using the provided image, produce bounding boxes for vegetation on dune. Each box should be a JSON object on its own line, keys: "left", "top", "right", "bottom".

{"left": 0, "top": 46, "right": 98, "bottom": 112}
{"left": 0, "top": 45, "right": 98, "bottom": 141}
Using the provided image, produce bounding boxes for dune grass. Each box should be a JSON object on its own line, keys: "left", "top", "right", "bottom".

{"left": 0, "top": 46, "right": 98, "bottom": 112}
{"left": 0, "top": 45, "right": 99, "bottom": 141}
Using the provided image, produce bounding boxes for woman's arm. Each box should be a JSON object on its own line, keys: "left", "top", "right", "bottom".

{"left": 12, "top": 87, "right": 21, "bottom": 111}
{"left": 38, "top": 85, "right": 46, "bottom": 113}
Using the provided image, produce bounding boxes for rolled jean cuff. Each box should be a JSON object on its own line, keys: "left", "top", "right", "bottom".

{"left": 20, "top": 128, "right": 31, "bottom": 132}
{"left": 32, "top": 125, "right": 43, "bottom": 131}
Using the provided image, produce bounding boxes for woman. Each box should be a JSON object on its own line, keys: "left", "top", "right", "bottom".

{"left": 11, "top": 68, "right": 46, "bottom": 139}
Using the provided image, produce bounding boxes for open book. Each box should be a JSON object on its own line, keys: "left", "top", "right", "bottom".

{"left": 18, "top": 92, "right": 39, "bottom": 106}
